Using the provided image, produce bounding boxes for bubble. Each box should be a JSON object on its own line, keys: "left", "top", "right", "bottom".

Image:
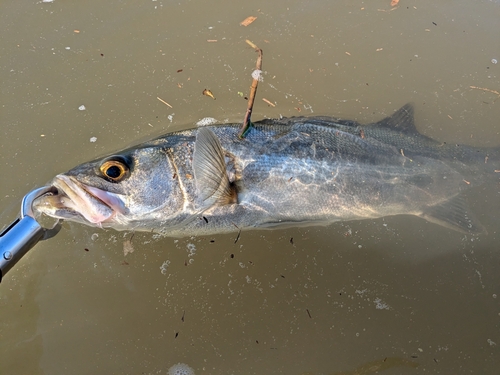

{"left": 492, "top": 59, "right": 498, "bottom": 65}
{"left": 187, "top": 243, "right": 197, "bottom": 256}
{"left": 167, "top": 363, "right": 195, "bottom": 375}
{"left": 160, "top": 260, "right": 171, "bottom": 275}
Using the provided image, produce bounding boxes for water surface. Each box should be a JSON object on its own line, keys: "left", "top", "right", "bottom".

{"left": 1, "top": 1, "right": 500, "bottom": 374}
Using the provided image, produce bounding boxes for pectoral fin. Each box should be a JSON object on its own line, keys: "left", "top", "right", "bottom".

{"left": 193, "top": 127, "right": 237, "bottom": 206}
{"left": 420, "top": 196, "right": 486, "bottom": 234}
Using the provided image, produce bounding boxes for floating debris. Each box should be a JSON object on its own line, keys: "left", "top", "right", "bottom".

{"left": 123, "top": 234, "right": 134, "bottom": 256}
{"left": 240, "top": 16, "right": 257, "bottom": 27}
{"left": 239, "top": 40, "right": 263, "bottom": 138}
{"left": 202, "top": 89, "right": 216, "bottom": 100}
{"left": 157, "top": 96, "right": 173, "bottom": 108}
{"left": 262, "top": 98, "right": 275, "bottom": 107}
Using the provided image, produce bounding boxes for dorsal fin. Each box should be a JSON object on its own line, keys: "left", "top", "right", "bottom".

{"left": 193, "top": 127, "right": 237, "bottom": 206}
{"left": 375, "top": 103, "right": 417, "bottom": 134}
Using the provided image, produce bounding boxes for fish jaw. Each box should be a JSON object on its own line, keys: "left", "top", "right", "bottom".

{"left": 33, "top": 174, "right": 127, "bottom": 226}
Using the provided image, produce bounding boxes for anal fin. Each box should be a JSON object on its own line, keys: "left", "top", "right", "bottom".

{"left": 193, "top": 127, "right": 238, "bottom": 206}
{"left": 419, "top": 196, "right": 486, "bottom": 234}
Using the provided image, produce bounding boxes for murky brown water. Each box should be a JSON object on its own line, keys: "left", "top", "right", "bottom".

{"left": 1, "top": 1, "right": 500, "bottom": 374}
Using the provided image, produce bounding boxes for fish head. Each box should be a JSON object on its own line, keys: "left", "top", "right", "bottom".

{"left": 33, "top": 146, "right": 187, "bottom": 231}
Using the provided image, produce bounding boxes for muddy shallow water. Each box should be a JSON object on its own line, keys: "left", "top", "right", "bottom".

{"left": 1, "top": 1, "right": 500, "bottom": 374}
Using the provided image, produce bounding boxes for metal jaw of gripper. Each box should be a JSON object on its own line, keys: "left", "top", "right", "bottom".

{"left": 0, "top": 186, "right": 62, "bottom": 282}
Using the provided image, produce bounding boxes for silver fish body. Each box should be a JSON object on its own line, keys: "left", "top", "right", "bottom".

{"left": 33, "top": 104, "right": 498, "bottom": 236}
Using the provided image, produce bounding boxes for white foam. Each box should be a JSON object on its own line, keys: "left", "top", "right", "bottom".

{"left": 196, "top": 117, "right": 218, "bottom": 126}
{"left": 251, "top": 69, "right": 263, "bottom": 82}
{"left": 167, "top": 363, "right": 195, "bottom": 375}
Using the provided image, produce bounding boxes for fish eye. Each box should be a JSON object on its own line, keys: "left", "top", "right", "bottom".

{"left": 99, "top": 158, "right": 129, "bottom": 182}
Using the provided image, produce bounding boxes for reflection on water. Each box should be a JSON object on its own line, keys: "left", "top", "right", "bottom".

{"left": 1, "top": 0, "right": 500, "bottom": 374}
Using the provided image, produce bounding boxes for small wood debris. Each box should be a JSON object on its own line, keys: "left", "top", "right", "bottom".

{"left": 262, "top": 98, "right": 276, "bottom": 107}
{"left": 203, "top": 89, "right": 216, "bottom": 100}
{"left": 240, "top": 16, "right": 257, "bottom": 27}
{"left": 157, "top": 96, "right": 172, "bottom": 108}
{"left": 238, "top": 40, "right": 263, "bottom": 138}
{"left": 74, "top": 29, "right": 80, "bottom": 33}
{"left": 469, "top": 86, "right": 500, "bottom": 97}
{"left": 207, "top": 39, "right": 218, "bottom": 43}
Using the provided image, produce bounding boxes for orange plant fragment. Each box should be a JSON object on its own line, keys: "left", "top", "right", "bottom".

{"left": 391, "top": 0, "right": 400, "bottom": 6}
{"left": 202, "top": 89, "right": 216, "bottom": 100}
{"left": 240, "top": 16, "right": 257, "bottom": 26}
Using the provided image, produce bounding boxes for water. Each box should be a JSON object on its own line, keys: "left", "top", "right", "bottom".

{"left": 1, "top": 0, "right": 500, "bottom": 374}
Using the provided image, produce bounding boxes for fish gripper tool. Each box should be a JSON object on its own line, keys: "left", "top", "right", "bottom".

{"left": 0, "top": 186, "right": 62, "bottom": 283}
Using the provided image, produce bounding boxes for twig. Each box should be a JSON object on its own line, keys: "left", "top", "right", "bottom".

{"left": 157, "top": 96, "right": 173, "bottom": 108}
{"left": 469, "top": 85, "right": 500, "bottom": 97}
{"left": 262, "top": 98, "right": 276, "bottom": 107}
{"left": 238, "top": 40, "right": 263, "bottom": 139}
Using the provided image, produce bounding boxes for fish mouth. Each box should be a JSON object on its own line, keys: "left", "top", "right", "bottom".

{"left": 33, "top": 175, "right": 126, "bottom": 226}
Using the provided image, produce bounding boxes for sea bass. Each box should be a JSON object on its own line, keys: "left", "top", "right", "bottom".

{"left": 33, "top": 104, "right": 498, "bottom": 236}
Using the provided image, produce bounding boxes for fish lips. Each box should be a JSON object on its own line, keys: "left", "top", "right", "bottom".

{"left": 34, "top": 175, "right": 127, "bottom": 225}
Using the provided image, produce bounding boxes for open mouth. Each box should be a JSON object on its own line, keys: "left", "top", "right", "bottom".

{"left": 33, "top": 175, "right": 126, "bottom": 225}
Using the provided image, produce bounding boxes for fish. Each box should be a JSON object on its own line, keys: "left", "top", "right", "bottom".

{"left": 33, "top": 104, "right": 499, "bottom": 236}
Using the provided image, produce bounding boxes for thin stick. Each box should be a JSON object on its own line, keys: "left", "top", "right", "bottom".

{"left": 469, "top": 86, "right": 500, "bottom": 97}
{"left": 157, "top": 96, "right": 173, "bottom": 108}
{"left": 238, "top": 40, "right": 263, "bottom": 139}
